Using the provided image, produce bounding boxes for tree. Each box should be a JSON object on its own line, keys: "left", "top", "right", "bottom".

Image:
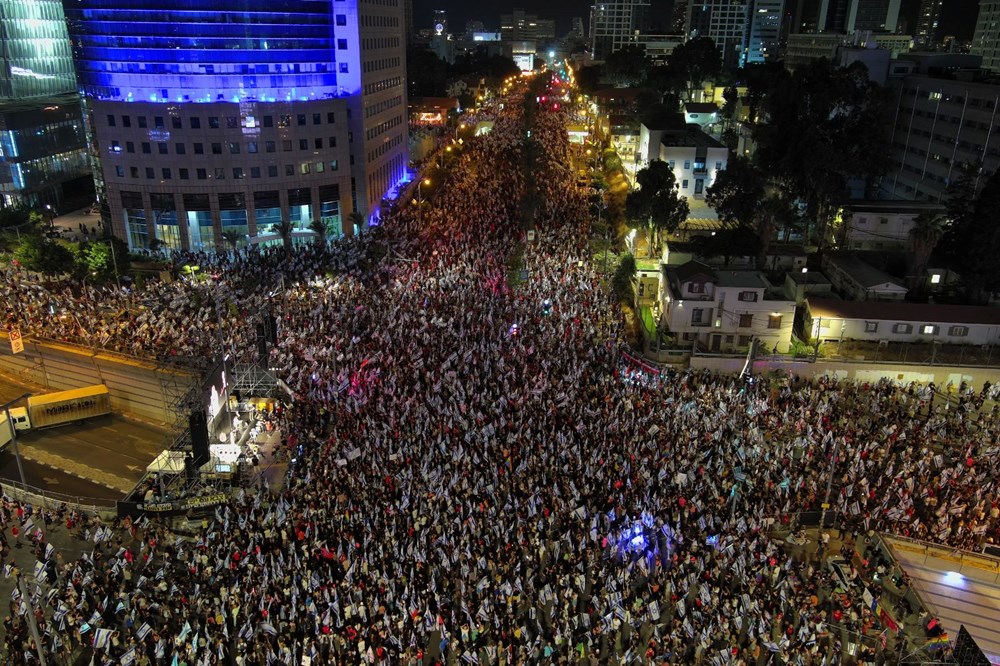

{"left": 76, "top": 237, "right": 129, "bottom": 282}
{"left": 940, "top": 169, "right": 1000, "bottom": 302}
{"left": 308, "top": 218, "right": 329, "bottom": 245}
{"left": 690, "top": 227, "right": 761, "bottom": 267}
{"left": 275, "top": 220, "right": 295, "bottom": 258}
{"left": 0, "top": 206, "right": 30, "bottom": 230}
{"left": 908, "top": 211, "right": 948, "bottom": 297}
{"left": 603, "top": 46, "right": 650, "bottom": 87}
{"left": 407, "top": 47, "right": 449, "bottom": 97}
{"left": 625, "top": 160, "right": 690, "bottom": 258}
{"left": 612, "top": 252, "right": 637, "bottom": 304}
{"left": 669, "top": 36, "right": 722, "bottom": 99}
{"left": 14, "top": 233, "right": 73, "bottom": 276}
{"left": 705, "top": 156, "right": 765, "bottom": 230}
{"left": 148, "top": 238, "right": 164, "bottom": 254}
{"left": 347, "top": 212, "right": 366, "bottom": 234}
{"left": 754, "top": 59, "right": 891, "bottom": 246}
{"left": 221, "top": 229, "right": 243, "bottom": 254}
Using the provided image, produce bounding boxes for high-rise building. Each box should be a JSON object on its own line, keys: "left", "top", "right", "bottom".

{"left": 500, "top": 9, "right": 556, "bottom": 43}
{"left": 404, "top": 0, "right": 414, "bottom": 46}
{"left": 972, "top": 1, "right": 1000, "bottom": 71}
{"left": 590, "top": 0, "right": 651, "bottom": 61}
{"left": 747, "top": 0, "right": 786, "bottom": 63}
{"left": 914, "top": 0, "right": 943, "bottom": 47}
{"left": 685, "top": 0, "right": 786, "bottom": 67}
{"left": 847, "top": 0, "right": 900, "bottom": 32}
{"left": 0, "top": 0, "right": 90, "bottom": 208}
{"left": 570, "top": 17, "right": 586, "bottom": 40}
{"left": 63, "top": 0, "right": 408, "bottom": 251}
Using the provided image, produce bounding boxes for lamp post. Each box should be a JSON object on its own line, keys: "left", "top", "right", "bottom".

{"left": 2, "top": 393, "right": 32, "bottom": 489}
{"left": 416, "top": 178, "right": 431, "bottom": 227}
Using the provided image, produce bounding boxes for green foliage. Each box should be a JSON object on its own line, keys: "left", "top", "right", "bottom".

{"left": 612, "top": 252, "right": 637, "bottom": 304}
{"left": 77, "top": 237, "right": 130, "bottom": 281}
{"left": 940, "top": 168, "right": 1000, "bottom": 302}
{"left": 0, "top": 206, "right": 31, "bottom": 230}
{"left": 603, "top": 46, "right": 650, "bottom": 87}
{"left": 407, "top": 47, "right": 449, "bottom": 97}
{"left": 625, "top": 160, "right": 690, "bottom": 257}
{"left": 13, "top": 233, "right": 73, "bottom": 276}
{"left": 705, "top": 156, "right": 764, "bottom": 229}
{"left": 669, "top": 37, "right": 722, "bottom": 93}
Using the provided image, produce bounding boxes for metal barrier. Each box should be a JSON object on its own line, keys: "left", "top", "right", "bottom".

{"left": 0, "top": 478, "right": 116, "bottom": 517}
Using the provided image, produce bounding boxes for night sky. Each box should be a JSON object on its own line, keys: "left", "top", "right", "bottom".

{"left": 413, "top": 0, "right": 979, "bottom": 42}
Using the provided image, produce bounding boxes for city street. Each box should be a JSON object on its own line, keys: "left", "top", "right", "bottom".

{"left": 0, "top": 377, "right": 167, "bottom": 496}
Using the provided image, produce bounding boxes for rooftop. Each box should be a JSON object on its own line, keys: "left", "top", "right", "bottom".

{"left": 684, "top": 102, "right": 719, "bottom": 114}
{"left": 845, "top": 200, "right": 947, "bottom": 215}
{"left": 787, "top": 271, "right": 832, "bottom": 286}
{"left": 715, "top": 271, "right": 770, "bottom": 289}
{"left": 807, "top": 298, "right": 1000, "bottom": 326}
{"left": 824, "top": 252, "right": 906, "bottom": 290}
{"left": 659, "top": 127, "right": 725, "bottom": 149}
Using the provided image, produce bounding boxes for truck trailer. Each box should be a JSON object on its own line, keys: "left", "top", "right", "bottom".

{"left": 7, "top": 384, "right": 112, "bottom": 431}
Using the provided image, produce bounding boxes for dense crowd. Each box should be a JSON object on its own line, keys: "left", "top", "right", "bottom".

{"left": 1, "top": 82, "right": 998, "bottom": 665}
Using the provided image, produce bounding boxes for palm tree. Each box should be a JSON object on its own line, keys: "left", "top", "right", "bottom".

{"left": 220, "top": 229, "right": 242, "bottom": 255}
{"left": 308, "top": 218, "right": 328, "bottom": 245}
{"left": 909, "top": 211, "right": 948, "bottom": 295}
{"left": 274, "top": 220, "right": 295, "bottom": 258}
{"left": 346, "top": 211, "right": 367, "bottom": 235}
{"left": 148, "top": 238, "right": 164, "bottom": 255}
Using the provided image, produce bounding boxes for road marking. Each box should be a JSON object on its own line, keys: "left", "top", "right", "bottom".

{"left": 42, "top": 477, "right": 60, "bottom": 485}
{"left": 126, "top": 465, "right": 143, "bottom": 473}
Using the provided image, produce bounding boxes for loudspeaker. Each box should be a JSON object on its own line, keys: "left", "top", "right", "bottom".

{"left": 264, "top": 315, "right": 278, "bottom": 345}
{"left": 189, "top": 410, "right": 210, "bottom": 467}
{"left": 255, "top": 323, "right": 268, "bottom": 364}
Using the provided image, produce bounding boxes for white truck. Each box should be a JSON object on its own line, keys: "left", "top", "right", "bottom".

{"left": 3, "top": 385, "right": 112, "bottom": 439}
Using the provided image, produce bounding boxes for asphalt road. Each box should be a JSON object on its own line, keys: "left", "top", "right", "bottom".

{"left": 0, "top": 377, "right": 169, "bottom": 498}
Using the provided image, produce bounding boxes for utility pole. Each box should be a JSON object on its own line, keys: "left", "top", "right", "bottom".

{"left": 819, "top": 435, "right": 841, "bottom": 535}
{"left": 2, "top": 393, "right": 32, "bottom": 489}
{"left": 17, "top": 573, "right": 47, "bottom": 665}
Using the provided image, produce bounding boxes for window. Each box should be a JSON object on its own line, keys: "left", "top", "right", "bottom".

{"left": 684, "top": 161, "right": 691, "bottom": 169}
{"left": 313, "top": 113, "right": 321, "bottom": 125}
{"left": 122, "top": 115, "right": 131, "bottom": 128}
{"left": 107, "top": 114, "right": 116, "bottom": 127}
{"left": 172, "top": 117, "right": 182, "bottom": 129}
{"left": 212, "top": 143, "right": 222, "bottom": 155}
{"left": 297, "top": 114, "right": 307, "bottom": 126}
{"left": 688, "top": 282, "right": 702, "bottom": 294}
{"left": 667, "top": 160, "right": 675, "bottom": 169}
{"left": 233, "top": 167, "right": 245, "bottom": 179}
{"left": 175, "top": 143, "right": 185, "bottom": 155}
{"left": 248, "top": 142, "right": 258, "bottom": 154}
{"left": 209, "top": 117, "right": 220, "bottom": 129}
{"left": 115, "top": 165, "right": 125, "bottom": 177}
{"left": 682, "top": 180, "right": 689, "bottom": 189}
{"left": 126, "top": 141, "right": 135, "bottom": 153}
{"left": 739, "top": 314, "right": 753, "bottom": 328}
{"left": 864, "top": 321, "right": 878, "bottom": 333}
{"left": 196, "top": 168, "right": 207, "bottom": 180}
{"left": 142, "top": 142, "right": 151, "bottom": 154}
{"left": 336, "top": 14, "right": 347, "bottom": 25}
{"left": 110, "top": 140, "right": 121, "bottom": 153}
{"left": 161, "top": 168, "right": 171, "bottom": 179}
{"left": 263, "top": 115, "right": 273, "bottom": 128}
{"left": 314, "top": 138, "right": 323, "bottom": 149}
{"left": 300, "top": 163, "right": 311, "bottom": 174}
{"left": 214, "top": 168, "right": 225, "bottom": 179}
{"left": 337, "top": 39, "right": 348, "bottom": 50}
{"left": 949, "top": 325, "right": 969, "bottom": 337}
{"left": 691, "top": 308, "right": 707, "bottom": 325}
{"left": 285, "top": 165, "right": 294, "bottom": 176}
{"left": 227, "top": 116, "right": 238, "bottom": 129}
{"left": 328, "top": 137, "right": 337, "bottom": 148}
{"left": 229, "top": 142, "right": 241, "bottom": 154}
{"left": 930, "top": 274, "right": 942, "bottom": 284}
{"left": 738, "top": 291, "right": 758, "bottom": 302}
{"left": 190, "top": 117, "right": 201, "bottom": 129}
{"left": 330, "top": 160, "right": 338, "bottom": 171}
{"left": 715, "top": 161, "right": 722, "bottom": 170}
{"left": 340, "top": 63, "right": 350, "bottom": 73}
{"left": 154, "top": 116, "right": 164, "bottom": 129}
{"left": 158, "top": 142, "right": 168, "bottom": 155}
{"left": 179, "top": 168, "right": 189, "bottom": 180}
{"left": 130, "top": 166, "right": 138, "bottom": 178}
{"left": 893, "top": 323, "right": 913, "bottom": 334}
{"left": 268, "top": 165, "right": 279, "bottom": 177}
{"left": 282, "top": 140, "right": 292, "bottom": 151}
{"left": 250, "top": 167, "right": 261, "bottom": 178}
{"left": 194, "top": 143, "right": 204, "bottom": 155}
{"left": 279, "top": 115, "right": 291, "bottom": 128}
{"left": 299, "top": 139, "right": 309, "bottom": 150}
{"left": 137, "top": 116, "right": 147, "bottom": 128}
{"left": 145, "top": 167, "right": 154, "bottom": 179}
{"left": 315, "top": 161, "right": 324, "bottom": 173}
{"left": 265, "top": 141, "right": 276, "bottom": 153}
{"left": 921, "top": 324, "right": 938, "bottom": 335}
{"left": 327, "top": 112, "right": 336, "bottom": 123}
{"left": 879, "top": 217, "right": 889, "bottom": 224}
{"left": 768, "top": 314, "right": 782, "bottom": 329}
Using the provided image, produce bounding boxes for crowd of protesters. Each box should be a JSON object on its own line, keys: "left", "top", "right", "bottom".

{"left": 0, "top": 81, "right": 997, "bottom": 665}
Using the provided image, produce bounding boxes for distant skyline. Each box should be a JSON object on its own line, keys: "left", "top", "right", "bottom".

{"left": 412, "top": 0, "right": 978, "bottom": 41}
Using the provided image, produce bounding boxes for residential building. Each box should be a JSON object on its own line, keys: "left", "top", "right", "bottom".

{"left": 972, "top": 1, "right": 1000, "bottom": 72}
{"left": 686, "top": 0, "right": 753, "bottom": 67}
{"left": 660, "top": 261, "right": 797, "bottom": 352}
{"left": 840, "top": 200, "right": 946, "bottom": 250}
{"left": 0, "top": 0, "right": 90, "bottom": 208}
{"left": 785, "top": 31, "right": 911, "bottom": 69}
{"left": 500, "top": 9, "right": 556, "bottom": 43}
{"left": 883, "top": 54, "right": 1000, "bottom": 202}
{"left": 608, "top": 115, "right": 640, "bottom": 164}
{"left": 806, "top": 297, "right": 1000, "bottom": 346}
{"left": 590, "top": 0, "right": 651, "bottom": 61}
{"left": 683, "top": 102, "right": 720, "bottom": 129}
{"left": 914, "top": 0, "right": 943, "bottom": 48}
{"left": 657, "top": 129, "right": 728, "bottom": 200}
{"left": 821, "top": 252, "right": 908, "bottom": 301}
{"left": 784, "top": 271, "right": 834, "bottom": 304}
{"left": 64, "top": 0, "right": 408, "bottom": 251}
{"left": 630, "top": 34, "right": 685, "bottom": 64}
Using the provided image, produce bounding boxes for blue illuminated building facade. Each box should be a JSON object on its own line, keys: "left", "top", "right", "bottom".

{"left": 0, "top": 0, "right": 90, "bottom": 208}
{"left": 64, "top": 0, "right": 408, "bottom": 250}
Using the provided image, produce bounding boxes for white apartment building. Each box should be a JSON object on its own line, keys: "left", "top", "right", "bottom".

{"left": 841, "top": 200, "right": 946, "bottom": 251}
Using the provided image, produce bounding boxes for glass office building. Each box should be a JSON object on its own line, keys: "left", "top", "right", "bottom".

{"left": 0, "top": 0, "right": 90, "bottom": 208}
{"left": 65, "top": 0, "right": 408, "bottom": 250}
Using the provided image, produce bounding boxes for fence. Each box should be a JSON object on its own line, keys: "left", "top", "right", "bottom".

{"left": 0, "top": 478, "right": 116, "bottom": 518}
{"left": 818, "top": 340, "right": 1000, "bottom": 369}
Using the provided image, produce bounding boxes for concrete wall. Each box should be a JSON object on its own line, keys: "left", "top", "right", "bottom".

{"left": 0, "top": 334, "right": 196, "bottom": 425}
{"left": 690, "top": 355, "right": 1000, "bottom": 388}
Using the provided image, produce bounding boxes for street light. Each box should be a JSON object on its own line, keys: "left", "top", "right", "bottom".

{"left": 417, "top": 178, "right": 431, "bottom": 226}
{"left": 2, "top": 393, "right": 32, "bottom": 490}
